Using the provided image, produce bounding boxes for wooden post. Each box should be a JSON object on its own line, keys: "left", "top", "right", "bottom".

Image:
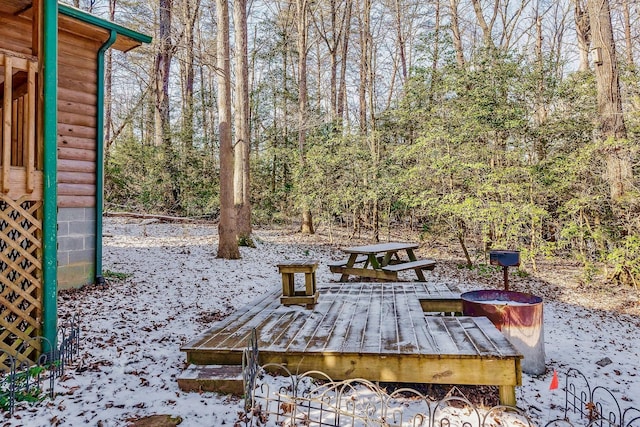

{"left": 498, "top": 385, "right": 516, "bottom": 406}
{"left": 26, "top": 60, "right": 36, "bottom": 193}
{"left": 2, "top": 55, "right": 12, "bottom": 193}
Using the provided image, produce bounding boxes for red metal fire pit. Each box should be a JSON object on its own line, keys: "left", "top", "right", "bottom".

{"left": 461, "top": 289, "right": 545, "bottom": 375}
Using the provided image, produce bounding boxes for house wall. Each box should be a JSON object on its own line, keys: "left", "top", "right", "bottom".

{"left": 57, "top": 27, "right": 100, "bottom": 289}
{"left": 0, "top": 12, "right": 101, "bottom": 288}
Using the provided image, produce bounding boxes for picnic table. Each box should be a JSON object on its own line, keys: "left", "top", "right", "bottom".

{"left": 328, "top": 242, "right": 436, "bottom": 282}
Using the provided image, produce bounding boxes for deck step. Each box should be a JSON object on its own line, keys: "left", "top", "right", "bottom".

{"left": 177, "top": 364, "right": 244, "bottom": 395}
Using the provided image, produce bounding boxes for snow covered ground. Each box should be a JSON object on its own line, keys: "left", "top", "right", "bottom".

{"left": 8, "top": 218, "right": 640, "bottom": 426}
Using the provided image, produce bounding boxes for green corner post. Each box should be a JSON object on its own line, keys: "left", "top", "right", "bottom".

{"left": 42, "top": 0, "right": 59, "bottom": 353}
{"left": 95, "top": 30, "right": 118, "bottom": 285}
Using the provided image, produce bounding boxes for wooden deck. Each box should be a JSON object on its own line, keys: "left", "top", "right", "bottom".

{"left": 181, "top": 282, "right": 522, "bottom": 405}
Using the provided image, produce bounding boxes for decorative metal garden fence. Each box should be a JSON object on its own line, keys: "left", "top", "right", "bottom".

{"left": 545, "top": 368, "right": 640, "bottom": 427}
{"left": 240, "top": 331, "right": 640, "bottom": 427}
{"left": 0, "top": 314, "right": 80, "bottom": 415}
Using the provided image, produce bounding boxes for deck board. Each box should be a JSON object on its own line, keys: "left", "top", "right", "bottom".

{"left": 402, "top": 285, "right": 439, "bottom": 353}
{"left": 304, "top": 284, "right": 359, "bottom": 352}
{"left": 327, "top": 284, "right": 369, "bottom": 352}
{"left": 182, "top": 282, "right": 523, "bottom": 405}
{"left": 187, "top": 291, "right": 281, "bottom": 349}
{"left": 360, "top": 285, "right": 383, "bottom": 353}
{"left": 349, "top": 283, "right": 376, "bottom": 353}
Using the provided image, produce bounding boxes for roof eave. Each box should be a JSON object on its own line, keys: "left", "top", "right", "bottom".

{"left": 58, "top": 4, "right": 152, "bottom": 51}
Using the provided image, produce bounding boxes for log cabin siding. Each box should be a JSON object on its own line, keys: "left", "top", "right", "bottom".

{"left": 0, "top": 11, "right": 101, "bottom": 209}
{"left": 57, "top": 28, "right": 100, "bottom": 208}
{"left": 0, "top": 15, "right": 32, "bottom": 55}
{"left": 2, "top": 3, "right": 148, "bottom": 289}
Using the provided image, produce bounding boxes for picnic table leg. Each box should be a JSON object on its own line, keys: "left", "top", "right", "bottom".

{"left": 381, "top": 251, "right": 401, "bottom": 266}
{"left": 340, "top": 253, "right": 359, "bottom": 282}
{"left": 406, "top": 249, "right": 427, "bottom": 281}
{"left": 369, "top": 254, "right": 381, "bottom": 269}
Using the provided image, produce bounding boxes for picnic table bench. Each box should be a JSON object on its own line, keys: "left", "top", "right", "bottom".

{"left": 382, "top": 259, "right": 436, "bottom": 273}
{"left": 329, "top": 242, "right": 436, "bottom": 282}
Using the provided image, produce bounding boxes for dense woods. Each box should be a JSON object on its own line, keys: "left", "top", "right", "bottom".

{"left": 66, "top": 0, "right": 639, "bottom": 283}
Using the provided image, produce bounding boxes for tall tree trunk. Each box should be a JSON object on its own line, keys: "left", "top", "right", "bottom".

{"left": 154, "top": 0, "right": 181, "bottom": 212}
{"left": 278, "top": 19, "right": 291, "bottom": 203}
{"left": 367, "top": 18, "right": 379, "bottom": 241}
{"left": 199, "top": 52, "right": 210, "bottom": 145}
{"left": 449, "top": 0, "right": 465, "bottom": 67}
{"left": 297, "top": 0, "right": 314, "bottom": 234}
{"left": 105, "top": 0, "right": 116, "bottom": 147}
{"left": 358, "top": 0, "right": 370, "bottom": 134}
{"left": 534, "top": 14, "right": 548, "bottom": 161}
{"left": 330, "top": 0, "right": 338, "bottom": 120}
{"left": 621, "top": 0, "right": 635, "bottom": 68}
{"left": 336, "top": 0, "right": 352, "bottom": 122}
{"left": 357, "top": 0, "right": 379, "bottom": 240}
{"left": 470, "top": 0, "right": 497, "bottom": 49}
{"left": 318, "top": 0, "right": 339, "bottom": 120}
{"left": 587, "top": 0, "right": 632, "bottom": 201}
{"left": 154, "top": 0, "right": 171, "bottom": 148}
{"left": 216, "top": 0, "right": 241, "bottom": 258}
{"left": 574, "top": 0, "right": 591, "bottom": 72}
{"left": 393, "top": 0, "right": 407, "bottom": 81}
{"left": 428, "top": 0, "right": 441, "bottom": 106}
{"left": 180, "top": 0, "right": 200, "bottom": 148}
{"left": 234, "top": 0, "right": 252, "bottom": 241}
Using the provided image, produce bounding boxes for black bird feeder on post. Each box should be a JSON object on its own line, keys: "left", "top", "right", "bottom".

{"left": 489, "top": 250, "right": 520, "bottom": 291}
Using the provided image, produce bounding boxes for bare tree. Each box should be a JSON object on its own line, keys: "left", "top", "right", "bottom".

{"left": 179, "top": 0, "right": 201, "bottom": 147}
{"left": 429, "top": 0, "right": 442, "bottom": 105}
{"left": 105, "top": 0, "right": 116, "bottom": 146}
{"left": 470, "top": 0, "right": 498, "bottom": 49}
{"left": 621, "top": 0, "right": 635, "bottom": 68}
{"left": 154, "top": 0, "right": 172, "bottom": 148}
{"left": 336, "top": 0, "right": 352, "bottom": 122}
{"left": 154, "top": 0, "right": 182, "bottom": 212}
{"left": 297, "top": 0, "right": 315, "bottom": 234}
{"left": 573, "top": 0, "right": 591, "bottom": 72}
{"left": 393, "top": 0, "right": 408, "bottom": 81}
{"left": 358, "top": 0, "right": 371, "bottom": 134}
{"left": 533, "top": 13, "right": 548, "bottom": 160}
{"left": 234, "top": 0, "right": 252, "bottom": 241}
{"left": 312, "top": 0, "right": 352, "bottom": 122}
{"left": 449, "top": 0, "right": 466, "bottom": 67}
{"left": 587, "top": 0, "right": 633, "bottom": 200}
{"left": 216, "top": 0, "right": 241, "bottom": 258}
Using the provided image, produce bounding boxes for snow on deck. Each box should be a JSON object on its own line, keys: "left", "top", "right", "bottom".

{"left": 182, "top": 282, "right": 523, "bottom": 405}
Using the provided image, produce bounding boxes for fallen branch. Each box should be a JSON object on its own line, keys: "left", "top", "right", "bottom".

{"left": 104, "top": 211, "right": 217, "bottom": 223}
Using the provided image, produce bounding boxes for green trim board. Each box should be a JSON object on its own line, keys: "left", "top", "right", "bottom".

{"left": 42, "top": 0, "right": 59, "bottom": 353}
{"left": 58, "top": 4, "right": 152, "bottom": 48}
{"left": 94, "top": 30, "right": 118, "bottom": 284}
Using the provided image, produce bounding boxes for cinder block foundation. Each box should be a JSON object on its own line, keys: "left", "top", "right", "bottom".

{"left": 57, "top": 207, "right": 96, "bottom": 289}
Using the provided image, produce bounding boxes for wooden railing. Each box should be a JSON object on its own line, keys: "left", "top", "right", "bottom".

{"left": 0, "top": 49, "right": 38, "bottom": 197}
